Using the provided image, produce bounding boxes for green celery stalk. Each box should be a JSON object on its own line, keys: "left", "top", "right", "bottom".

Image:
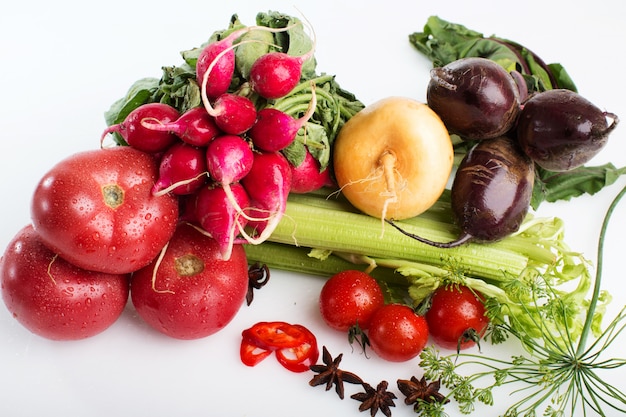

{"left": 258, "top": 189, "right": 552, "bottom": 282}
{"left": 245, "top": 188, "right": 598, "bottom": 343}
{"left": 243, "top": 241, "right": 403, "bottom": 284}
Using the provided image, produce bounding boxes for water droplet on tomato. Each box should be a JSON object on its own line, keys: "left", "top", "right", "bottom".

{"left": 144, "top": 213, "right": 152, "bottom": 220}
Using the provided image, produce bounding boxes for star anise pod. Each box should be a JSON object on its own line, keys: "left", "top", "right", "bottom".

{"left": 309, "top": 346, "right": 363, "bottom": 399}
{"left": 397, "top": 376, "right": 449, "bottom": 410}
{"left": 246, "top": 263, "right": 270, "bottom": 305}
{"left": 351, "top": 380, "right": 397, "bottom": 417}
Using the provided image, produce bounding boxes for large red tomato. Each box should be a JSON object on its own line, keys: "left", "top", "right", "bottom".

{"left": 0, "top": 225, "right": 129, "bottom": 340}
{"left": 130, "top": 223, "right": 249, "bottom": 340}
{"left": 31, "top": 146, "right": 179, "bottom": 274}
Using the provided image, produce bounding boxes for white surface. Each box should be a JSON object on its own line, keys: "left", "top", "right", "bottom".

{"left": 1, "top": 1, "right": 625, "bottom": 416}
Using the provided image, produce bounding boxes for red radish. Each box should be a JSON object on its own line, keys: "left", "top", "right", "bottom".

{"left": 240, "top": 151, "right": 292, "bottom": 243}
{"left": 199, "top": 41, "right": 260, "bottom": 135}
{"left": 152, "top": 142, "right": 208, "bottom": 196}
{"left": 194, "top": 183, "right": 250, "bottom": 260}
{"left": 100, "top": 103, "right": 179, "bottom": 153}
{"left": 196, "top": 25, "right": 293, "bottom": 100}
{"left": 141, "top": 107, "right": 220, "bottom": 147}
{"left": 249, "top": 83, "right": 317, "bottom": 152}
{"left": 208, "top": 93, "right": 258, "bottom": 135}
{"left": 205, "top": 134, "right": 254, "bottom": 184}
{"left": 248, "top": 25, "right": 316, "bottom": 99}
{"left": 205, "top": 134, "right": 254, "bottom": 226}
{"left": 290, "top": 150, "right": 332, "bottom": 193}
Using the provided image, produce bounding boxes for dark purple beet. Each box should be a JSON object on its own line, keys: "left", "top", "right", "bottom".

{"left": 387, "top": 137, "right": 534, "bottom": 247}
{"left": 427, "top": 57, "right": 521, "bottom": 141}
{"left": 516, "top": 89, "right": 619, "bottom": 172}
{"left": 450, "top": 137, "right": 535, "bottom": 243}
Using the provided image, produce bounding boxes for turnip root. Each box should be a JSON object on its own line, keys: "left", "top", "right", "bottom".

{"left": 333, "top": 97, "right": 453, "bottom": 222}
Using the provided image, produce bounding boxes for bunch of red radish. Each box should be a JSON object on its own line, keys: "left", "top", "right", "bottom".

{"left": 101, "top": 23, "right": 331, "bottom": 261}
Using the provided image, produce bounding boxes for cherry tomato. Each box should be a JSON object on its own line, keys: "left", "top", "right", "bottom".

{"left": 0, "top": 225, "right": 129, "bottom": 340}
{"left": 240, "top": 322, "right": 318, "bottom": 373}
{"left": 31, "top": 146, "right": 179, "bottom": 274}
{"left": 425, "top": 285, "right": 489, "bottom": 351}
{"left": 367, "top": 303, "right": 429, "bottom": 362}
{"left": 319, "top": 270, "right": 385, "bottom": 331}
{"left": 130, "top": 223, "right": 249, "bottom": 340}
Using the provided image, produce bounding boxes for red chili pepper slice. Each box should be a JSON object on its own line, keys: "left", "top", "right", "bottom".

{"left": 240, "top": 321, "right": 318, "bottom": 373}
{"left": 242, "top": 321, "right": 307, "bottom": 350}
{"left": 240, "top": 338, "right": 272, "bottom": 367}
{"left": 275, "top": 324, "right": 319, "bottom": 373}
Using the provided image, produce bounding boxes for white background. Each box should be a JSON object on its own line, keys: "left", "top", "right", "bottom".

{"left": 1, "top": 1, "right": 625, "bottom": 416}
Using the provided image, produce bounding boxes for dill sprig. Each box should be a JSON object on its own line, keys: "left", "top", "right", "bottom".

{"left": 418, "top": 185, "right": 626, "bottom": 417}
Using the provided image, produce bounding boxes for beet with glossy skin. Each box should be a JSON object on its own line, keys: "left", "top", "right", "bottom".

{"left": 450, "top": 137, "right": 535, "bottom": 243}
{"left": 427, "top": 57, "right": 521, "bottom": 140}
{"left": 516, "top": 89, "right": 619, "bottom": 172}
{"left": 387, "top": 137, "right": 534, "bottom": 247}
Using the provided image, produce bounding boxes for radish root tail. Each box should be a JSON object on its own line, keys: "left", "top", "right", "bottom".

{"left": 150, "top": 241, "right": 175, "bottom": 294}
{"left": 46, "top": 254, "right": 59, "bottom": 285}
{"left": 152, "top": 172, "right": 209, "bottom": 197}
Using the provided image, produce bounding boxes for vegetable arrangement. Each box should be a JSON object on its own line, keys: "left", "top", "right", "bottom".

{"left": 242, "top": 15, "right": 626, "bottom": 417}
{"left": 0, "top": 9, "right": 625, "bottom": 417}
{"left": 1, "top": 11, "right": 364, "bottom": 341}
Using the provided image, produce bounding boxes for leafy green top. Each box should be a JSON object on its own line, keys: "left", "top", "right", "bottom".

{"left": 104, "top": 11, "right": 364, "bottom": 171}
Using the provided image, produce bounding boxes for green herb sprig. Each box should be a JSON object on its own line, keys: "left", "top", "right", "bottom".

{"left": 418, "top": 184, "right": 626, "bottom": 417}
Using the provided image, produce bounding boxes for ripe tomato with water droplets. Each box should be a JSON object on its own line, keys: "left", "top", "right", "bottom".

{"left": 319, "top": 270, "right": 385, "bottom": 331}
{"left": 425, "top": 285, "right": 489, "bottom": 351}
{"left": 30, "top": 146, "right": 179, "bottom": 274}
{"left": 0, "top": 225, "right": 129, "bottom": 340}
{"left": 367, "top": 303, "right": 429, "bottom": 362}
{"left": 130, "top": 223, "right": 249, "bottom": 340}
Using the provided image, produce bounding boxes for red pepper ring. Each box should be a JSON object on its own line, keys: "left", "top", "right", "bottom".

{"left": 242, "top": 321, "right": 308, "bottom": 350}
{"left": 240, "top": 322, "right": 319, "bottom": 373}
{"left": 275, "top": 324, "right": 319, "bottom": 373}
{"left": 240, "top": 338, "right": 272, "bottom": 367}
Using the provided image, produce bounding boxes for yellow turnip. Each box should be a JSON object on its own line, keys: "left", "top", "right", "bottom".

{"left": 333, "top": 97, "right": 453, "bottom": 220}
